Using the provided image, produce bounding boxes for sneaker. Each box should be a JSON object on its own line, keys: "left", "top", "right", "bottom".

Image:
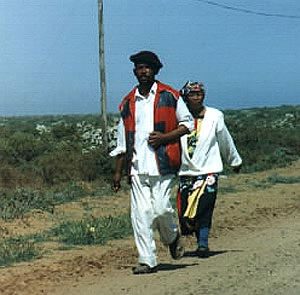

{"left": 132, "top": 263, "right": 158, "bottom": 275}
{"left": 169, "top": 233, "right": 185, "bottom": 260}
{"left": 196, "top": 246, "right": 210, "bottom": 258}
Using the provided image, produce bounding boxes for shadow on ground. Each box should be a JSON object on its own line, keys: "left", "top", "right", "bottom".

{"left": 183, "top": 249, "right": 243, "bottom": 258}
{"left": 157, "top": 262, "right": 199, "bottom": 272}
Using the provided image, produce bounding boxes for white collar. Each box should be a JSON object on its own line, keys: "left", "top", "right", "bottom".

{"left": 135, "top": 82, "right": 157, "bottom": 100}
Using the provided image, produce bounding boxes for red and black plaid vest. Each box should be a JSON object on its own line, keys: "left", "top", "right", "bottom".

{"left": 119, "top": 81, "right": 181, "bottom": 175}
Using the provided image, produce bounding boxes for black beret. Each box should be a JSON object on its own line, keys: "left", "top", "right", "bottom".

{"left": 129, "top": 51, "right": 163, "bottom": 72}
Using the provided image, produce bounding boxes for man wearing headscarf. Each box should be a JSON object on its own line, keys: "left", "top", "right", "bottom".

{"left": 177, "top": 81, "right": 242, "bottom": 258}
{"left": 110, "top": 51, "right": 193, "bottom": 274}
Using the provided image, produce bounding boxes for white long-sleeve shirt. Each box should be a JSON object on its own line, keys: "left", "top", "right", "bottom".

{"left": 179, "top": 107, "right": 242, "bottom": 176}
{"left": 110, "top": 82, "right": 194, "bottom": 176}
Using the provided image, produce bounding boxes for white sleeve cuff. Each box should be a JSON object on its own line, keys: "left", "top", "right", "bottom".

{"left": 109, "top": 147, "right": 126, "bottom": 157}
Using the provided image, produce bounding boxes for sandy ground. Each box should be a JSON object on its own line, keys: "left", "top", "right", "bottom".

{"left": 0, "top": 161, "right": 299, "bottom": 295}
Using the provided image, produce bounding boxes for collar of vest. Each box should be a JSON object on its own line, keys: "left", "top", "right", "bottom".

{"left": 121, "top": 81, "right": 179, "bottom": 105}
{"left": 119, "top": 81, "right": 180, "bottom": 112}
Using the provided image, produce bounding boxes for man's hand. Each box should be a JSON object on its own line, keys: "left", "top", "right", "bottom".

{"left": 112, "top": 172, "right": 122, "bottom": 192}
{"left": 148, "top": 131, "right": 166, "bottom": 149}
{"left": 112, "top": 153, "right": 125, "bottom": 192}
{"left": 148, "top": 125, "right": 189, "bottom": 149}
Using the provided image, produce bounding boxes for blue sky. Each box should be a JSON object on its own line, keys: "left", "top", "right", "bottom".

{"left": 0, "top": 0, "right": 299, "bottom": 116}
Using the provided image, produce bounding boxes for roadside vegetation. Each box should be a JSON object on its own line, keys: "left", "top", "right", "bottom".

{"left": 51, "top": 214, "right": 132, "bottom": 246}
{"left": 0, "top": 105, "right": 299, "bottom": 266}
{"left": 0, "top": 236, "right": 40, "bottom": 267}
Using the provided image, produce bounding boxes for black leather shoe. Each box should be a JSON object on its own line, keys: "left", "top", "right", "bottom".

{"left": 132, "top": 263, "right": 157, "bottom": 275}
{"left": 169, "top": 233, "right": 185, "bottom": 259}
{"left": 196, "top": 246, "right": 210, "bottom": 258}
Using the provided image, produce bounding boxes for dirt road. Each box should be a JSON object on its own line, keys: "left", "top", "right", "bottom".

{"left": 52, "top": 215, "right": 299, "bottom": 295}
{"left": 1, "top": 162, "right": 299, "bottom": 295}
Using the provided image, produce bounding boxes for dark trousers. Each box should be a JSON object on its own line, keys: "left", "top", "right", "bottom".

{"left": 177, "top": 174, "right": 218, "bottom": 236}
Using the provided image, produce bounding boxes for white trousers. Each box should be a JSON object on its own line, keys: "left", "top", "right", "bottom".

{"left": 130, "top": 174, "right": 179, "bottom": 268}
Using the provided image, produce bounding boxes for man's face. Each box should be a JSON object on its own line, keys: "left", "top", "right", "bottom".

{"left": 133, "top": 63, "right": 155, "bottom": 84}
{"left": 186, "top": 91, "right": 205, "bottom": 110}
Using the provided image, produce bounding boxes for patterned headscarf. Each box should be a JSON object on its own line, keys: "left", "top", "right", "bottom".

{"left": 180, "top": 81, "right": 205, "bottom": 98}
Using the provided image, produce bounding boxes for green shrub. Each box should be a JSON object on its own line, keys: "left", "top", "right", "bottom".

{"left": 0, "top": 107, "right": 299, "bottom": 188}
{"left": 0, "top": 183, "right": 86, "bottom": 220}
{"left": 79, "top": 148, "right": 113, "bottom": 181}
{"left": 267, "top": 174, "right": 300, "bottom": 184}
{"left": 5, "top": 132, "right": 47, "bottom": 164}
{"left": 0, "top": 237, "right": 40, "bottom": 267}
{"left": 0, "top": 163, "right": 24, "bottom": 188}
{"left": 51, "top": 123, "right": 79, "bottom": 141}
{"left": 52, "top": 214, "right": 132, "bottom": 245}
{"left": 0, "top": 188, "right": 51, "bottom": 220}
{"left": 225, "top": 106, "right": 299, "bottom": 173}
{"left": 52, "top": 182, "right": 86, "bottom": 205}
{"left": 36, "top": 149, "right": 81, "bottom": 185}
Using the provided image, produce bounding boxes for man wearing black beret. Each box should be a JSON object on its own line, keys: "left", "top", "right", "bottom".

{"left": 110, "top": 50, "right": 193, "bottom": 274}
{"left": 129, "top": 50, "right": 163, "bottom": 74}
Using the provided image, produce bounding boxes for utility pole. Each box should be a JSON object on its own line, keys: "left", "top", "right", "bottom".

{"left": 97, "top": 0, "right": 107, "bottom": 142}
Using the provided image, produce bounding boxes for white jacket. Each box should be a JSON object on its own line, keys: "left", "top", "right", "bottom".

{"left": 179, "top": 107, "right": 242, "bottom": 176}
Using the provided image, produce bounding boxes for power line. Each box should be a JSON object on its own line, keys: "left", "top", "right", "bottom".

{"left": 193, "top": 0, "right": 300, "bottom": 19}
